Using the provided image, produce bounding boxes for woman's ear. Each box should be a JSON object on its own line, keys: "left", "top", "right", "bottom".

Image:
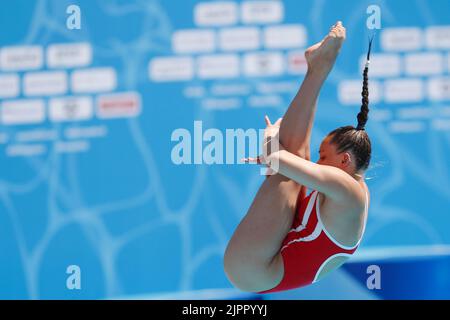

{"left": 341, "top": 152, "right": 352, "bottom": 166}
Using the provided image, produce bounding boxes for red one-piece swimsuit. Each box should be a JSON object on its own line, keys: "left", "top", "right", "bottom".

{"left": 258, "top": 188, "right": 368, "bottom": 294}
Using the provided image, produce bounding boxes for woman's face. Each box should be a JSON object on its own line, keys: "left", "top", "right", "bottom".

{"left": 317, "top": 135, "right": 353, "bottom": 170}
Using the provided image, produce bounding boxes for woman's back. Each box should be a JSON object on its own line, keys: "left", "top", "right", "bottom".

{"left": 318, "top": 182, "right": 370, "bottom": 248}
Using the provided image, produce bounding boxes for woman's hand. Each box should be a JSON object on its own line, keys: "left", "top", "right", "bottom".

{"left": 242, "top": 115, "right": 285, "bottom": 169}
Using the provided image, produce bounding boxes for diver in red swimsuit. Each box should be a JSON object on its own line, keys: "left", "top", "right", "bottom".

{"left": 224, "top": 21, "right": 372, "bottom": 293}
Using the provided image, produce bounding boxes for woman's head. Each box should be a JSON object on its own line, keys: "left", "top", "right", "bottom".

{"left": 318, "top": 126, "right": 371, "bottom": 174}
{"left": 317, "top": 38, "right": 373, "bottom": 175}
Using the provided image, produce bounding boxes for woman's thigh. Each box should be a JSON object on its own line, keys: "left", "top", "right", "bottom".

{"left": 224, "top": 174, "right": 304, "bottom": 292}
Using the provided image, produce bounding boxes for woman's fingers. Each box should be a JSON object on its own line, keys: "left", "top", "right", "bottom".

{"left": 264, "top": 115, "right": 282, "bottom": 127}
{"left": 241, "top": 156, "right": 265, "bottom": 164}
{"left": 241, "top": 157, "right": 257, "bottom": 164}
{"left": 264, "top": 115, "right": 272, "bottom": 127}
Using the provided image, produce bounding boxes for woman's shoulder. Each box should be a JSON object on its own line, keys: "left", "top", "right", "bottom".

{"left": 317, "top": 182, "right": 368, "bottom": 216}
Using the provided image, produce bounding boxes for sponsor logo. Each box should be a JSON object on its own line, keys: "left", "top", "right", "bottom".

{"left": 397, "top": 106, "right": 434, "bottom": 120}
{"left": 389, "top": 121, "right": 426, "bottom": 133}
{"left": 370, "top": 109, "right": 393, "bottom": 122}
{"left": 427, "top": 77, "right": 450, "bottom": 101}
{"left": 49, "top": 96, "right": 93, "bottom": 122}
{"left": 194, "top": 2, "right": 238, "bottom": 27}
{"left": 197, "top": 54, "right": 240, "bottom": 79}
{"left": 219, "top": 27, "right": 261, "bottom": 51}
{"left": 264, "top": 25, "right": 307, "bottom": 49}
{"left": 55, "top": 141, "right": 90, "bottom": 154}
{"left": 15, "top": 129, "right": 58, "bottom": 143}
{"left": 0, "top": 46, "right": 43, "bottom": 71}
{"left": 47, "top": 42, "right": 92, "bottom": 68}
{"left": 201, "top": 98, "right": 241, "bottom": 110}
{"left": 71, "top": 67, "right": 117, "bottom": 93}
{"left": 241, "top": 1, "right": 284, "bottom": 24}
{"left": 1, "top": 99, "right": 46, "bottom": 125}
{"left": 23, "top": 71, "right": 68, "bottom": 96}
{"left": 96, "top": 92, "right": 141, "bottom": 119}
{"left": 381, "top": 27, "right": 423, "bottom": 51}
{"left": 65, "top": 126, "right": 108, "bottom": 139}
{"left": 405, "top": 52, "right": 444, "bottom": 76}
{"left": 172, "top": 29, "right": 216, "bottom": 54}
{"left": 243, "top": 52, "right": 285, "bottom": 77}
{"left": 149, "top": 57, "right": 194, "bottom": 82}
{"left": 248, "top": 95, "right": 283, "bottom": 108}
{"left": 384, "top": 79, "right": 424, "bottom": 103}
{"left": 360, "top": 53, "right": 401, "bottom": 78}
{"left": 338, "top": 80, "right": 381, "bottom": 105}
{"left": 0, "top": 74, "right": 20, "bottom": 98}
{"left": 6, "top": 144, "right": 47, "bottom": 157}
{"left": 425, "top": 26, "right": 450, "bottom": 49}
{"left": 287, "top": 51, "right": 308, "bottom": 75}
{"left": 210, "top": 84, "right": 251, "bottom": 96}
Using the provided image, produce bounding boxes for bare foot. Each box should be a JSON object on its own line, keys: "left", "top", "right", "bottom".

{"left": 305, "top": 21, "right": 346, "bottom": 73}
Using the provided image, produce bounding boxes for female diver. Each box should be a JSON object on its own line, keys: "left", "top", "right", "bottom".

{"left": 224, "top": 21, "right": 372, "bottom": 293}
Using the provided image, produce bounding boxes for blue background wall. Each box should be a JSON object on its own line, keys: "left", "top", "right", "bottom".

{"left": 0, "top": 0, "right": 450, "bottom": 299}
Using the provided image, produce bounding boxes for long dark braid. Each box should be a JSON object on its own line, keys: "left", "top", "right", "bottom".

{"left": 328, "top": 37, "right": 374, "bottom": 172}
{"left": 356, "top": 37, "right": 373, "bottom": 131}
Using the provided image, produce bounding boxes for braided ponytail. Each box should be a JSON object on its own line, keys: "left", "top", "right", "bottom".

{"left": 356, "top": 37, "right": 374, "bottom": 131}
{"left": 328, "top": 37, "right": 374, "bottom": 172}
